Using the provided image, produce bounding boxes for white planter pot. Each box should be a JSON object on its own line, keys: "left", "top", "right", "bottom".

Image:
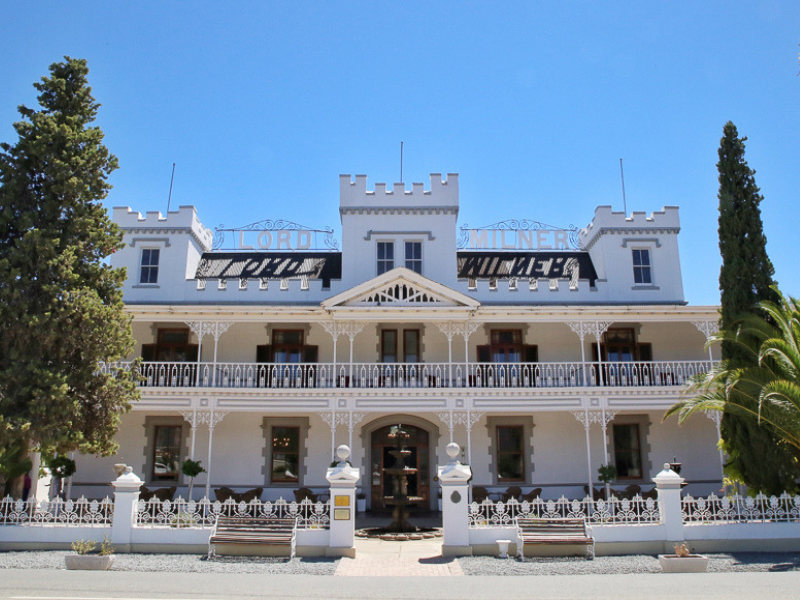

{"left": 658, "top": 554, "right": 709, "bottom": 573}
{"left": 65, "top": 555, "right": 115, "bottom": 571}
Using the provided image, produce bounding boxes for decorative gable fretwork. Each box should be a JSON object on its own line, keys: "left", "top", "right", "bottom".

{"left": 355, "top": 281, "right": 455, "bottom": 306}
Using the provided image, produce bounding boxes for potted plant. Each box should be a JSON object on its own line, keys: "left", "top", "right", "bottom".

{"left": 659, "top": 542, "right": 709, "bottom": 573}
{"left": 65, "top": 536, "right": 115, "bottom": 570}
{"left": 597, "top": 463, "right": 617, "bottom": 501}
{"left": 356, "top": 490, "right": 366, "bottom": 512}
{"left": 181, "top": 458, "right": 205, "bottom": 500}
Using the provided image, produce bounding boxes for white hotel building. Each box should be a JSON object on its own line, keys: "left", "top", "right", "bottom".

{"left": 74, "top": 173, "right": 722, "bottom": 509}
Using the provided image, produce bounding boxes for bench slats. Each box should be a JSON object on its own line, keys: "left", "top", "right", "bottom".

{"left": 516, "top": 517, "right": 594, "bottom": 559}
{"left": 208, "top": 516, "right": 298, "bottom": 559}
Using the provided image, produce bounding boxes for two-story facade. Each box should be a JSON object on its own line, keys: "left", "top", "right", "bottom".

{"left": 72, "top": 173, "right": 722, "bottom": 509}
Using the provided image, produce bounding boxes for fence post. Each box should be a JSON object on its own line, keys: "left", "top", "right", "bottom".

{"left": 438, "top": 442, "right": 473, "bottom": 557}
{"left": 326, "top": 444, "right": 360, "bottom": 558}
{"left": 653, "top": 462, "right": 685, "bottom": 546}
{"left": 111, "top": 466, "right": 142, "bottom": 553}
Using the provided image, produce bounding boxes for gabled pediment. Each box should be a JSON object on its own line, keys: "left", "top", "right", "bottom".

{"left": 321, "top": 267, "right": 480, "bottom": 309}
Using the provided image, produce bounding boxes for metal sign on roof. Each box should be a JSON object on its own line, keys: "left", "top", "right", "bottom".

{"left": 213, "top": 219, "right": 340, "bottom": 252}
{"left": 457, "top": 219, "right": 582, "bottom": 251}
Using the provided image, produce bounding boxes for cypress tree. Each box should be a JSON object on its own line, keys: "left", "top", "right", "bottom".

{"left": 0, "top": 57, "right": 139, "bottom": 473}
{"left": 716, "top": 121, "right": 798, "bottom": 493}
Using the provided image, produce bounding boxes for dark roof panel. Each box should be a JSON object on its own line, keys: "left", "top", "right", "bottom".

{"left": 196, "top": 252, "right": 342, "bottom": 284}
{"left": 457, "top": 251, "right": 598, "bottom": 286}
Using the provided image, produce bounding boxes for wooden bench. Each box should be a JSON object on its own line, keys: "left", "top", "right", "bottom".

{"left": 208, "top": 516, "right": 297, "bottom": 559}
{"left": 516, "top": 517, "right": 594, "bottom": 559}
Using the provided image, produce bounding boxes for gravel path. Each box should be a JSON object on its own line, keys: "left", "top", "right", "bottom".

{"left": 2, "top": 550, "right": 799, "bottom": 576}
{"left": 458, "top": 552, "right": 800, "bottom": 576}
{"left": 0, "top": 551, "right": 340, "bottom": 575}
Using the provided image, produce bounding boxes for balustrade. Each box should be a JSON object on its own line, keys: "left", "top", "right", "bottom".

{"left": 101, "top": 359, "right": 713, "bottom": 390}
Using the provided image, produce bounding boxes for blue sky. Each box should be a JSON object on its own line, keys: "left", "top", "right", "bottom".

{"left": 1, "top": 1, "right": 798, "bottom": 305}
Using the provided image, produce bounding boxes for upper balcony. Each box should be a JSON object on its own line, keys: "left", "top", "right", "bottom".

{"left": 104, "top": 359, "right": 713, "bottom": 391}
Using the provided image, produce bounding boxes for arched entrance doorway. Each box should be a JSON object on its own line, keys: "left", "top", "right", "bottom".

{"left": 369, "top": 423, "right": 432, "bottom": 512}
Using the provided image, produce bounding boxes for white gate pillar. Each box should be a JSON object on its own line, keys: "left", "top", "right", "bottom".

{"left": 326, "top": 445, "right": 360, "bottom": 558}
{"left": 111, "top": 466, "right": 143, "bottom": 553}
{"left": 438, "top": 442, "right": 473, "bottom": 557}
{"left": 653, "top": 463, "right": 685, "bottom": 545}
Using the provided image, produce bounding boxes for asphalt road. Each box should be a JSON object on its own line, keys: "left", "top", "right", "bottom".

{"left": 0, "top": 569, "right": 798, "bottom": 600}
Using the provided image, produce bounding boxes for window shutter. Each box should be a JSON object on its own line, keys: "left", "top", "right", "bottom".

{"left": 523, "top": 345, "right": 538, "bottom": 363}
{"left": 591, "top": 344, "right": 603, "bottom": 362}
{"left": 256, "top": 345, "right": 273, "bottom": 363}
{"left": 303, "top": 345, "right": 319, "bottom": 363}
{"left": 638, "top": 343, "right": 652, "bottom": 362}
{"left": 141, "top": 344, "right": 157, "bottom": 361}
{"left": 186, "top": 345, "right": 199, "bottom": 362}
{"left": 477, "top": 345, "right": 491, "bottom": 363}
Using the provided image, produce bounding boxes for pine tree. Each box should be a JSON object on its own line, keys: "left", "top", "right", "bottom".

{"left": 0, "top": 57, "right": 139, "bottom": 465}
{"left": 716, "top": 121, "right": 798, "bottom": 493}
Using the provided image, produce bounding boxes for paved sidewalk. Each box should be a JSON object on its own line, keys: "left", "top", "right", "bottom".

{"left": 335, "top": 537, "right": 463, "bottom": 576}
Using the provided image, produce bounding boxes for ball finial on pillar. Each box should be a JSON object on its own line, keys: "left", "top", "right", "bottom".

{"left": 446, "top": 442, "right": 461, "bottom": 460}
{"left": 336, "top": 444, "right": 351, "bottom": 463}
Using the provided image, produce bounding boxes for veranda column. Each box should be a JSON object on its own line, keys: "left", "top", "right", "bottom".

{"left": 653, "top": 463, "right": 685, "bottom": 545}
{"left": 320, "top": 409, "right": 338, "bottom": 461}
{"left": 572, "top": 409, "right": 594, "bottom": 496}
{"left": 343, "top": 322, "right": 365, "bottom": 388}
{"left": 438, "top": 442, "right": 473, "bottom": 557}
{"left": 591, "top": 322, "right": 611, "bottom": 387}
{"left": 181, "top": 410, "right": 200, "bottom": 461}
{"left": 692, "top": 320, "right": 720, "bottom": 364}
{"left": 433, "top": 321, "right": 457, "bottom": 386}
{"left": 344, "top": 411, "right": 367, "bottom": 452}
{"left": 705, "top": 411, "right": 725, "bottom": 484}
{"left": 210, "top": 322, "right": 232, "bottom": 387}
{"left": 201, "top": 409, "right": 228, "bottom": 499}
{"left": 186, "top": 321, "right": 210, "bottom": 386}
{"left": 111, "top": 466, "right": 143, "bottom": 553}
{"left": 322, "top": 321, "right": 342, "bottom": 388}
{"left": 458, "top": 321, "right": 481, "bottom": 388}
{"left": 436, "top": 411, "right": 456, "bottom": 444}
{"left": 326, "top": 445, "right": 360, "bottom": 558}
{"left": 567, "top": 322, "right": 591, "bottom": 386}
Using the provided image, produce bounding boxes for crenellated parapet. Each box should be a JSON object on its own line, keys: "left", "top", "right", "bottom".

{"left": 579, "top": 205, "right": 680, "bottom": 251}
{"left": 339, "top": 173, "right": 459, "bottom": 213}
{"left": 113, "top": 205, "right": 214, "bottom": 251}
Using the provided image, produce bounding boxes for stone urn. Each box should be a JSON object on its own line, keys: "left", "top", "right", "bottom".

{"left": 65, "top": 555, "right": 115, "bottom": 571}
{"left": 658, "top": 553, "right": 709, "bottom": 573}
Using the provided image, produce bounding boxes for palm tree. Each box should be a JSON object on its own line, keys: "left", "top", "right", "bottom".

{"left": 665, "top": 290, "right": 800, "bottom": 492}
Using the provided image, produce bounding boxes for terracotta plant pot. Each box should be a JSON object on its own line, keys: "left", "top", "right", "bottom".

{"left": 65, "top": 555, "right": 115, "bottom": 571}
{"left": 658, "top": 554, "right": 709, "bottom": 573}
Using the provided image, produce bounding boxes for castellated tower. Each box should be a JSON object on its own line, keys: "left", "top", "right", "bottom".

{"left": 111, "top": 205, "right": 214, "bottom": 304}
{"left": 338, "top": 174, "right": 460, "bottom": 288}
{"left": 579, "top": 206, "right": 684, "bottom": 303}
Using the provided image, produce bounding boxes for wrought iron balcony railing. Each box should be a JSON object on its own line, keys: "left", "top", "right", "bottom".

{"left": 99, "top": 360, "right": 712, "bottom": 390}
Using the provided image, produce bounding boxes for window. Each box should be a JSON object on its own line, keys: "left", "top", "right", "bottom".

{"left": 271, "top": 426, "right": 300, "bottom": 483}
{"left": 152, "top": 425, "right": 182, "bottom": 481}
{"left": 595, "top": 328, "right": 652, "bottom": 362}
{"left": 139, "top": 248, "right": 160, "bottom": 284}
{"left": 380, "top": 329, "right": 421, "bottom": 363}
{"left": 272, "top": 330, "right": 304, "bottom": 364}
{"left": 405, "top": 241, "right": 422, "bottom": 274}
{"left": 496, "top": 425, "right": 524, "bottom": 482}
{"left": 613, "top": 423, "right": 643, "bottom": 479}
{"left": 381, "top": 330, "right": 397, "bottom": 363}
{"left": 632, "top": 249, "right": 652, "bottom": 284}
{"left": 377, "top": 241, "right": 394, "bottom": 275}
{"left": 403, "top": 330, "right": 420, "bottom": 363}
{"left": 477, "top": 330, "right": 538, "bottom": 363}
